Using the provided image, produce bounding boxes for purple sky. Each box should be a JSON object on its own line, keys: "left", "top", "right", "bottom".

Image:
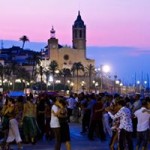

{"left": 1, "top": 0, "right": 150, "bottom": 85}
{"left": 0, "top": 0, "right": 150, "bottom": 48}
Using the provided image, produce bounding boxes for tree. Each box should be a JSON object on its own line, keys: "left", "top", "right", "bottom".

{"left": 27, "top": 52, "right": 41, "bottom": 80}
{"left": 9, "top": 61, "right": 20, "bottom": 90}
{"left": 19, "top": 35, "right": 29, "bottom": 49}
{"left": 61, "top": 68, "right": 72, "bottom": 90}
{"left": 15, "top": 67, "right": 31, "bottom": 90}
{"left": 0, "top": 63, "right": 4, "bottom": 88}
{"left": 3, "top": 64, "right": 13, "bottom": 90}
{"left": 71, "top": 62, "right": 84, "bottom": 92}
{"left": 44, "top": 69, "right": 50, "bottom": 91}
{"left": 85, "top": 64, "right": 95, "bottom": 92}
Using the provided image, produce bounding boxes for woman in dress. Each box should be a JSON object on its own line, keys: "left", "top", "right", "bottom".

{"left": 58, "top": 98, "right": 71, "bottom": 150}
{"left": 4, "top": 97, "right": 23, "bottom": 150}
{"left": 22, "top": 96, "right": 37, "bottom": 144}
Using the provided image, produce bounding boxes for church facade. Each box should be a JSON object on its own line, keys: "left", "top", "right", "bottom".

{"left": 46, "top": 11, "right": 95, "bottom": 70}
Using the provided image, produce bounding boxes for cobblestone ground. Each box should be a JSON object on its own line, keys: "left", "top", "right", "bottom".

{"left": 8, "top": 123, "right": 150, "bottom": 150}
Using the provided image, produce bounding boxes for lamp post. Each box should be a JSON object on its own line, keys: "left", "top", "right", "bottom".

{"left": 120, "top": 82, "right": 123, "bottom": 94}
{"left": 40, "top": 65, "right": 43, "bottom": 91}
{"left": 95, "top": 65, "right": 110, "bottom": 92}
{"left": 136, "top": 80, "right": 140, "bottom": 93}
{"left": 70, "top": 82, "right": 74, "bottom": 93}
{"left": 93, "top": 80, "right": 99, "bottom": 93}
{"left": 114, "top": 75, "right": 117, "bottom": 93}
{"left": 101, "top": 65, "right": 110, "bottom": 91}
{"left": 115, "top": 80, "right": 120, "bottom": 93}
{"left": 95, "top": 82, "right": 99, "bottom": 94}
{"left": 81, "top": 81, "right": 85, "bottom": 92}
{"left": 143, "top": 80, "right": 147, "bottom": 93}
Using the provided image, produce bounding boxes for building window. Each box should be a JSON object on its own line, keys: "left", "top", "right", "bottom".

{"left": 75, "top": 30, "right": 77, "bottom": 38}
{"left": 64, "top": 54, "right": 69, "bottom": 60}
{"left": 79, "top": 30, "right": 82, "bottom": 38}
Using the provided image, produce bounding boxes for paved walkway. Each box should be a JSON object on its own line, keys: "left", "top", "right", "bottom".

{"left": 7, "top": 123, "right": 150, "bottom": 150}
{"left": 9, "top": 123, "right": 109, "bottom": 150}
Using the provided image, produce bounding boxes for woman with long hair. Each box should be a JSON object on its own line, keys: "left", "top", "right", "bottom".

{"left": 22, "top": 96, "right": 37, "bottom": 144}
{"left": 4, "top": 97, "right": 23, "bottom": 150}
{"left": 58, "top": 98, "right": 71, "bottom": 150}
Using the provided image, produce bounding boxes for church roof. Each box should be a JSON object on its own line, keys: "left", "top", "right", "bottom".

{"left": 73, "top": 11, "right": 85, "bottom": 28}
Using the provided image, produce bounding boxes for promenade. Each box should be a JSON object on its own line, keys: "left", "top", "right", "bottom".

{"left": 8, "top": 122, "right": 150, "bottom": 150}
{"left": 10, "top": 123, "right": 109, "bottom": 150}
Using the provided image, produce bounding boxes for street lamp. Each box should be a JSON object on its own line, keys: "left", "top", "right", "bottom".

{"left": 92, "top": 80, "right": 96, "bottom": 84}
{"left": 39, "top": 65, "right": 43, "bottom": 91}
{"left": 114, "top": 75, "right": 117, "bottom": 93}
{"left": 70, "top": 82, "right": 74, "bottom": 92}
{"left": 99, "top": 65, "right": 111, "bottom": 91}
{"left": 102, "top": 65, "right": 110, "bottom": 73}
{"left": 136, "top": 80, "right": 140, "bottom": 92}
{"left": 81, "top": 81, "right": 85, "bottom": 92}
{"left": 67, "top": 80, "right": 71, "bottom": 84}
{"left": 95, "top": 82, "right": 99, "bottom": 93}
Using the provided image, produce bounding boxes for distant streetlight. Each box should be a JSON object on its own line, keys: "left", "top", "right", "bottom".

{"left": 95, "top": 82, "right": 99, "bottom": 87}
{"left": 81, "top": 81, "right": 85, "bottom": 92}
{"left": 136, "top": 80, "right": 140, "bottom": 92}
{"left": 70, "top": 82, "right": 74, "bottom": 92}
{"left": 114, "top": 75, "right": 117, "bottom": 93}
{"left": 55, "top": 80, "right": 61, "bottom": 84}
{"left": 115, "top": 80, "right": 120, "bottom": 84}
{"left": 39, "top": 65, "right": 43, "bottom": 91}
{"left": 49, "top": 75, "right": 53, "bottom": 82}
{"left": 15, "top": 79, "right": 21, "bottom": 83}
{"left": 137, "top": 80, "right": 140, "bottom": 84}
{"left": 102, "top": 65, "right": 110, "bottom": 73}
{"left": 96, "top": 65, "right": 111, "bottom": 91}
{"left": 92, "top": 80, "right": 96, "bottom": 84}
{"left": 55, "top": 70, "right": 59, "bottom": 74}
{"left": 120, "top": 83, "right": 123, "bottom": 86}
{"left": 67, "top": 80, "right": 70, "bottom": 84}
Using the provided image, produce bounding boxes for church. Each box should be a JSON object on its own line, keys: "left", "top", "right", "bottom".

{"left": 46, "top": 11, "right": 95, "bottom": 70}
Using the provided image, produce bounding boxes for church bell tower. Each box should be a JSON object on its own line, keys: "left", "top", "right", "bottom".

{"left": 72, "top": 11, "right": 86, "bottom": 50}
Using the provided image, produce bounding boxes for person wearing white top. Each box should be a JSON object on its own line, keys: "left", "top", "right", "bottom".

{"left": 50, "top": 98, "right": 61, "bottom": 150}
{"left": 134, "top": 100, "right": 150, "bottom": 150}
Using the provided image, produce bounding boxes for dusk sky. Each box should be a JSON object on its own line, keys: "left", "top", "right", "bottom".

{"left": 0, "top": 0, "right": 150, "bottom": 85}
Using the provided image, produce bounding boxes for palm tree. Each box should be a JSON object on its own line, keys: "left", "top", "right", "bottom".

{"left": 4, "top": 64, "right": 13, "bottom": 89}
{"left": 61, "top": 68, "right": 72, "bottom": 90}
{"left": 85, "top": 64, "right": 95, "bottom": 92}
{"left": 49, "top": 60, "right": 59, "bottom": 91}
{"left": 43, "top": 69, "right": 50, "bottom": 91}
{"left": 27, "top": 52, "right": 41, "bottom": 80}
{"left": 19, "top": 35, "right": 29, "bottom": 49}
{"left": 0, "top": 63, "right": 4, "bottom": 88}
{"left": 15, "top": 67, "right": 31, "bottom": 90}
{"left": 9, "top": 61, "right": 20, "bottom": 90}
{"left": 71, "top": 62, "right": 84, "bottom": 92}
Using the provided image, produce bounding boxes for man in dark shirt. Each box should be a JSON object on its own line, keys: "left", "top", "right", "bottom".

{"left": 88, "top": 96, "right": 105, "bottom": 141}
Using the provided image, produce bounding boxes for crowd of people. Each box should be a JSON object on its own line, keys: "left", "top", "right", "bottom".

{"left": 0, "top": 91, "right": 149, "bottom": 150}
{"left": 78, "top": 92, "right": 150, "bottom": 150}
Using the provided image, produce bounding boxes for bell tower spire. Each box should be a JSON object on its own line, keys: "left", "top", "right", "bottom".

{"left": 72, "top": 11, "right": 86, "bottom": 50}
{"left": 50, "top": 26, "right": 56, "bottom": 38}
{"left": 47, "top": 26, "right": 58, "bottom": 58}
